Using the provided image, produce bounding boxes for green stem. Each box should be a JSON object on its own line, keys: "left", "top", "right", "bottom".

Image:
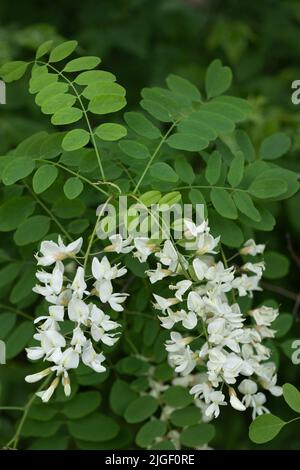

{"left": 133, "top": 122, "right": 177, "bottom": 194}
{"left": 0, "top": 406, "right": 24, "bottom": 411}
{"left": 37, "top": 159, "right": 109, "bottom": 196}
{"left": 7, "top": 374, "right": 53, "bottom": 450}
{"left": 0, "top": 303, "right": 33, "bottom": 320}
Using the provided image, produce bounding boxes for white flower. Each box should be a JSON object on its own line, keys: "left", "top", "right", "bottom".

{"left": 169, "top": 346, "right": 196, "bottom": 375}
{"left": 232, "top": 274, "right": 261, "bottom": 297}
{"left": 25, "top": 368, "right": 52, "bottom": 383}
{"left": 82, "top": 340, "right": 106, "bottom": 373}
{"left": 165, "top": 332, "right": 193, "bottom": 352}
{"left": 33, "top": 261, "right": 64, "bottom": 304}
{"left": 92, "top": 256, "right": 126, "bottom": 303}
{"left": 36, "top": 377, "right": 60, "bottom": 403}
{"left": 34, "top": 305, "right": 64, "bottom": 330}
{"left": 156, "top": 240, "right": 178, "bottom": 272}
{"left": 195, "top": 233, "right": 220, "bottom": 256}
{"left": 89, "top": 304, "right": 120, "bottom": 345}
{"left": 205, "top": 391, "right": 226, "bottom": 418}
{"left": 146, "top": 263, "right": 171, "bottom": 284}
{"left": 193, "top": 258, "right": 210, "bottom": 281}
{"left": 187, "top": 291, "right": 205, "bottom": 316}
{"left": 184, "top": 219, "right": 209, "bottom": 238}
{"left": 169, "top": 280, "right": 192, "bottom": 301}
{"left": 229, "top": 388, "right": 246, "bottom": 411}
{"left": 70, "top": 266, "right": 88, "bottom": 299}
{"left": 68, "top": 298, "right": 89, "bottom": 325}
{"left": 159, "top": 309, "right": 197, "bottom": 330}
{"left": 250, "top": 306, "right": 279, "bottom": 326}
{"left": 71, "top": 325, "right": 87, "bottom": 353}
{"left": 242, "top": 262, "right": 265, "bottom": 276}
{"left": 104, "top": 234, "right": 133, "bottom": 254}
{"left": 36, "top": 236, "right": 83, "bottom": 266}
{"left": 133, "top": 237, "right": 156, "bottom": 262}
{"left": 153, "top": 294, "right": 179, "bottom": 313}
{"left": 108, "top": 292, "right": 129, "bottom": 312}
{"left": 240, "top": 239, "right": 265, "bottom": 256}
{"left": 251, "top": 393, "right": 269, "bottom": 419}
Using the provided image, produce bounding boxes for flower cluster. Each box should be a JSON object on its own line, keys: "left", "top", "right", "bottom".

{"left": 106, "top": 221, "right": 282, "bottom": 420}
{"left": 25, "top": 236, "right": 128, "bottom": 402}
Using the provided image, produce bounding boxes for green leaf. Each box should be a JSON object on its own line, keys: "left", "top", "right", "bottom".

{"left": 0, "top": 197, "right": 35, "bottom": 231}
{"left": 205, "top": 150, "right": 222, "bottom": 185}
{"left": 88, "top": 94, "right": 126, "bottom": 115}
{"left": 0, "top": 263, "right": 22, "bottom": 288}
{"left": 167, "top": 133, "right": 208, "bottom": 151}
{"left": 119, "top": 140, "right": 150, "bottom": 160}
{"left": 35, "top": 82, "right": 69, "bottom": 105}
{"left": 6, "top": 321, "right": 34, "bottom": 359}
{"left": 95, "top": 123, "right": 127, "bottom": 141}
{"left": 109, "top": 380, "right": 137, "bottom": 416}
{"left": 263, "top": 251, "right": 290, "bottom": 279}
{"left": 62, "top": 129, "right": 90, "bottom": 151}
{"left": 163, "top": 386, "right": 193, "bottom": 408}
{"left": 273, "top": 313, "right": 293, "bottom": 338}
{"left": 83, "top": 81, "right": 125, "bottom": 100}
{"left": 40, "top": 133, "right": 65, "bottom": 159}
{"left": 170, "top": 406, "right": 202, "bottom": 427}
{"left": 235, "top": 129, "right": 255, "bottom": 161}
{"left": 249, "top": 414, "right": 285, "bottom": 444}
{"left": 74, "top": 70, "right": 116, "bottom": 85}
{"left": 63, "top": 56, "right": 101, "bottom": 72}
{"left": 166, "top": 74, "right": 201, "bottom": 102}
{"left": 41, "top": 93, "right": 76, "bottom": 115}
{"left": 14, "top": 215, "right": 50, "bottom": 246}
{"left": 124, "top": 112, "right": 161, "bottom": 140}
{"left": 21, "top": 420, "right": 62, "bottom": 438}
{"left": 32, "top": 165, "right": 58, "bottom": 193}
{"left": 210, "top": 188, "right": 237, "bottom": 219}
{"left": 282, "top": 383, "right": 300, "bottom": 413}
{"left": 30, "top": 73, "right": 59, "bottom": 95}
{"left": 140, "top": 99, "right": 172, "bottom": 122}
{"left": 232, "top": 191, "right": 261, "bottom": 222}
{"left": 175, "top": 156, "right": 195, "bottom": 183}
{"left": 260, "top": 133, "right": 291, "bottom": 160}
{"left": 124, "top": 396, "right": 158, "bottom": 423}
{"left": 180, "top": 424, "right": 215, "bottom": 447}
{"left": 2, "top": 157, "right": 35, "bottom": 185}
{"left": 209, "top": 210, "right": 243, "bottom": 247}
{"left": 136, "top": 420, "right": 167, "bottom": 448}
{"left": 51, "top": 107, "right": 83, "bottom": 125}
{"left": 159, "top": 191, "right": 182, "bottom": 206}
{"left": 0, "top": 312, "right": 17, "bottom": 340}
{"left": 248, "top": 177, "right": 287, "bottom": 199}
{"left": 36, "top": 40, "right": 53, "bottom": 59}
{"left": 68, "top": 413, "right": 119, "bottom": 442}
{"left": 205, "top": 59, "right": 232, "bottom": 99}
{"left": 63, "top": 177, "right": 84, "bottom": 199}
{"left": 228, "top": 151, "right": 244, "bottom": 187}
{"left": 150, "top": 162, "right": 178, "bottom": 183}
{"left": 10, "top": 265, "right": 36, "bottom": 304}
{"left": 0, "top": 61, "right": 28, "bottom": 82}
{"left": 49, "top": 40, "right": 78, "bottom": 63}
{"left": 139, "top": 191, "right": 162, "bottom": 206}
{"left": 63, "top": 392, "right": 101, "bottom": 419}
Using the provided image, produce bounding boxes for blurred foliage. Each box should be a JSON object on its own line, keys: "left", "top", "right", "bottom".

{"left": 1, "top": 0, "right": 300, "bottom": 450}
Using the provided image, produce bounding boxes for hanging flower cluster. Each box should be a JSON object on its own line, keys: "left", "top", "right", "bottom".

{"left": 106, "top": 220, "right": 282, "bottom": 420}
{"left": 25, "top": 236, "right": 128, "bottom": 402}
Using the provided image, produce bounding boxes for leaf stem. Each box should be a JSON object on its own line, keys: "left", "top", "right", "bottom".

{"left": 133, "top": 122, "right": 177, "bottom": 194}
